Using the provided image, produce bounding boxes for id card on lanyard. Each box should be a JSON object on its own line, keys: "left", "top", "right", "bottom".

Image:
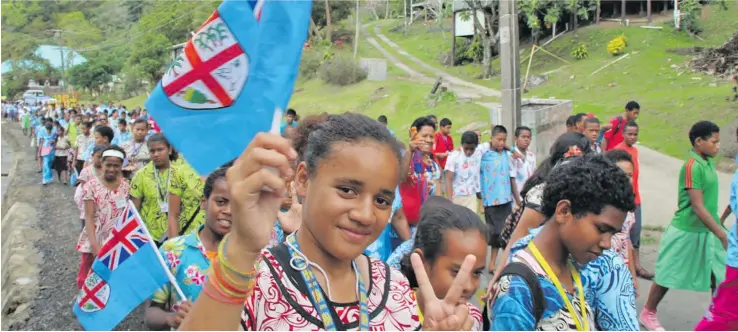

{"left": 154, "top": 167, "right": 171, "bottom": 213}
{"left": 285, "top": 234, "right": 370, "bottom": 331}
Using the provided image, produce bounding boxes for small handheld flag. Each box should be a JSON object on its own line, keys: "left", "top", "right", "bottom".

{"left": 73, "top": 201, "right": 184, "bottom": 331}
{"left": 145, "top": 0, "right": 312, "bottom": 175}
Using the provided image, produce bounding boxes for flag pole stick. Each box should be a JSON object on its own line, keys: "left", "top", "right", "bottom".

{"left": 127, "top": 200, "right": 187, "bottom": 301}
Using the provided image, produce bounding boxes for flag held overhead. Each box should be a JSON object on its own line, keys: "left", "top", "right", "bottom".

{"left": 145, "top": 0, "right": 311, "bottom": 175}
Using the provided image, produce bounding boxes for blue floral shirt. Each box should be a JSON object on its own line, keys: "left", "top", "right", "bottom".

{"left": 479, "top": 147, "right": 515, "bottom": 207}
{"left": 151, "top": 225, "right": 211, "bottom": 306}
{"left": 489, "top": 226, "right": 638, "bottom": 331}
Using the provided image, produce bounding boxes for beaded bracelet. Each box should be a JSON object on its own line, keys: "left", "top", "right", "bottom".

{"left": 217, "top": 234, "right": 259, "bottom": 280}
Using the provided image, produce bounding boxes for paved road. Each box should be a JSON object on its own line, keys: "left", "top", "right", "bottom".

{"left": 364, "top": 24, "right": 735, "bottom": 330}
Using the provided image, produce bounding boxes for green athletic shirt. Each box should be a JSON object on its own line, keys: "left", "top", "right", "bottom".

{"left": 671, "top": 149, "right": 720, "bottom": 233}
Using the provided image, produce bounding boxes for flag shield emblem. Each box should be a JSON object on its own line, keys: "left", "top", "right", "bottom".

{"left": 162, "top": 11, "right": 248, "bottom": 110}
{"left": 76, "top": 272, "right": 111, "bottom": 313}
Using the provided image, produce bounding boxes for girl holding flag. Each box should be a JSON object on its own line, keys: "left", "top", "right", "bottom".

{"left": 178, "top": 113, "right": 478, "bottom": 331}
{"left": 75, "top": 146, "right": 129, "bottom": 289}
{"left": 146, "top": 163, "right": 233, "bottom": 330}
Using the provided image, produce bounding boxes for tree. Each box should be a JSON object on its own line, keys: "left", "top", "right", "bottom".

{"left": 324, "top": 0, "right": 333, "bottom": 42}
{"left": 67, "top": 60, "right": 113, "bottom": 93}
{"left": 1, "top": 58, "right": 60, "bottom": 98}
{"left": 55, "top": 11, "right": 104, "bottom": 48}
{"left": 464, "top": 0, "right": 499, "bottom": 78}
{"left": 127, "top": 32, "right": 171, "bottom": 84}
{"left": 311, "top": 1, "right": 353, "bottom": 41}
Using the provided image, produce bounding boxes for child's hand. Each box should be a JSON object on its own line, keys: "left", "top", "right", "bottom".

{"left": 413, "top": 253, "right": 476, "bottom": 331}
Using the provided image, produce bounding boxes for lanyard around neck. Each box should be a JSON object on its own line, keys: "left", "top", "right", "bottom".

{"left": 285, "top": 234, "right": 369, "bottom": 331}
{"left": 528, "top": 242, "right": 588, "bottom": 331}
{"left": 153, "top": 166, "right": 171, "bottom": 203}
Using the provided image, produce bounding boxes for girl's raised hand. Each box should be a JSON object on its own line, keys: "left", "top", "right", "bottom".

{"left": 412, "top": 253, "right": 476, "bottom": 331}
{"left": 225, "top": 133, "right": 297, "bottom": 254}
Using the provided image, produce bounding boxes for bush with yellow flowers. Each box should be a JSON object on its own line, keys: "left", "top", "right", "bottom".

{"left": 607, "top": 35, "right": 627, "bottom": 56}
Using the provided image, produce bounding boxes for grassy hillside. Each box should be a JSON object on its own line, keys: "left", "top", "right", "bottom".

{"left": 373, "top": 3, "right": 738, "bottom": 159}
{"left": 289, "top": 78, "right": 489, "bottom": 143}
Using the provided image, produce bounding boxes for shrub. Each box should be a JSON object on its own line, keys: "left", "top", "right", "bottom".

{"left": 300, "top": 51, "right": 322, "bottom": 80}
{"left": 453, "top": 37, "right": 483, "bottom": 64}
{"left": 607, "top": 35, "right": 626, "bottom": 56}
{"left": 571, "top": 43, "right": 588, "bottom": 60}
{"left": 318, "top": 56, "right": 367, "bottom": 86}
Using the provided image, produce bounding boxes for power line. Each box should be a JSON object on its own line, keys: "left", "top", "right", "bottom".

{"left": 80, "top": 1, "right": 186, "bottom": 52}
{"left": 78, "top": 2, "right": 210, "bottom": 53}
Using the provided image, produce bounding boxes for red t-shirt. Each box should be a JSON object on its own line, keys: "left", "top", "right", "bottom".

{"left": 615, "top": 142, "right": 641, "bottom": 205}
{"left": 433, "top": 132, "right": 454, "bottom": 169}
{"left": 603, "top": 117, "right": 625, "bottom": 151}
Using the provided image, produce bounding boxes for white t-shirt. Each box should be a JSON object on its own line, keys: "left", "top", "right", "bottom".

{"left": 444, "top": 150, "right": 482, "bottom": 197}
{"left": 511, "top": 147, "right": 537, "bottom": 196}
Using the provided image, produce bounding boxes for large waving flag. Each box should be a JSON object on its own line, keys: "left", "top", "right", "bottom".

{"left": 145, "top": 0, "right": 312, "bottom": 175}
{"left": 73, "top": 201, "right": 184, "bottom": 331}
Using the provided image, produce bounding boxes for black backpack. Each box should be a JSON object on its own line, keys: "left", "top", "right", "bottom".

{"left": 482, "top": 262, "right": 546, "bottom": 330}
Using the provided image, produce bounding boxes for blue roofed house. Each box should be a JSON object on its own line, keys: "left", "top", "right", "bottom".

{"left": 1, "top": 45, "right": 87, "bottom": 74}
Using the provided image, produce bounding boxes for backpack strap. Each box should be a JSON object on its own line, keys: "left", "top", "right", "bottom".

{"left": 267, "top": 244, "right": 346, "bottom": 331}
{"left": 482, "top": 262, "right": 546, "bottom": 330}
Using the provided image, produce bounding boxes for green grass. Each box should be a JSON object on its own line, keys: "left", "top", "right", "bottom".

{"left": 289, "top": 78, "right": 489, "bottom": 145}
{"left": 120, "top": 94, "right": 148, "bottom": 110}
{"left": 371, "top": 3, "right": 738, "bottom": 159}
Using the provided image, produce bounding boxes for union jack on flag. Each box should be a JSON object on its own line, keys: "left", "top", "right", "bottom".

{"left": 97, "top": 203, "right": 150, "bottom": 271}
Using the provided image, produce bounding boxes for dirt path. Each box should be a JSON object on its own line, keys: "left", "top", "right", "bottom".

{"left": 361, "top": 23, "right": 502, "bottom": 108}
{"left": 2, "top": 122, "right": 145, "bottom": 331}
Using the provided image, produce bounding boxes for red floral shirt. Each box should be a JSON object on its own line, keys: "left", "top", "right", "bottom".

{"left": 241, "top": 249, "right": 421, "bottom": 331}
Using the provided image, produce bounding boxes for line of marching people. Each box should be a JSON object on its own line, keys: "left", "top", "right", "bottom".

{"left": 4, "top": 99, "right": 736, "bottom": 331}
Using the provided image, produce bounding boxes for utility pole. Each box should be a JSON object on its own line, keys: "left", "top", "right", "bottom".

{"left": 354, "top": 0, "right": 360, "bottom": 59}
{"left": 498, "top": 0, "right": 521, "bottom": 144}
{"left": 46, "top": 29, "right": 81, "bottom": 92}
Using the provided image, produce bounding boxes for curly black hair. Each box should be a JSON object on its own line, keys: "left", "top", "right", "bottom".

{"left": 541, "top": 154, "right": 635, "bottom": 218}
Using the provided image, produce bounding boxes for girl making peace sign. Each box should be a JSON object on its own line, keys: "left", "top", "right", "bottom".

{"left": 178, "top": 113, "right": 478, "bottom": 331}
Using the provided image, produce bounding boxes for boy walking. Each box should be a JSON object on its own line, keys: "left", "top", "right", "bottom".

{"left": 640, "top": 121, "right": 726, "bottom": 331}
{"left": 479, "top": 125, "right": 518, "bottom": 273}
{"left": 434, "top": 118, "right": 453, "bottom": 195}
{"left": 584, "top": 117, "right": 602, "bottom": 154}
{"left": 444, "top": 131, "right": 481, "bottom": 212}
{"left": 615, "top": 121, "right": 652, "bottom": 279}
{"left": 601, "top": 101, "right": 640, "bottom": 151}
{"left": 510, "top": 126, "right": 536, "bottom": 205}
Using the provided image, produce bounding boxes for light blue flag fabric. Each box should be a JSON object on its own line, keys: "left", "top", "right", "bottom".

{"left": 73, "top": 202, "right": 170, "bottom": 331}
{"left": 145, "top": 0, "right": 312, "bottom": 175}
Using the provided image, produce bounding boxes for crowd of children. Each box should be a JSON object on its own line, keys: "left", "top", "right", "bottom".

{"left": 2, "top": 98, "right": 736, "bottom": 331}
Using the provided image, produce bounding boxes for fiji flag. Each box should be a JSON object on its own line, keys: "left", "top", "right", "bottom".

{"left": 145, "top": 0, "right": 312, "bottom": 175}
{"left": 73, "top": 201, "right": 170, "bottom": 331}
